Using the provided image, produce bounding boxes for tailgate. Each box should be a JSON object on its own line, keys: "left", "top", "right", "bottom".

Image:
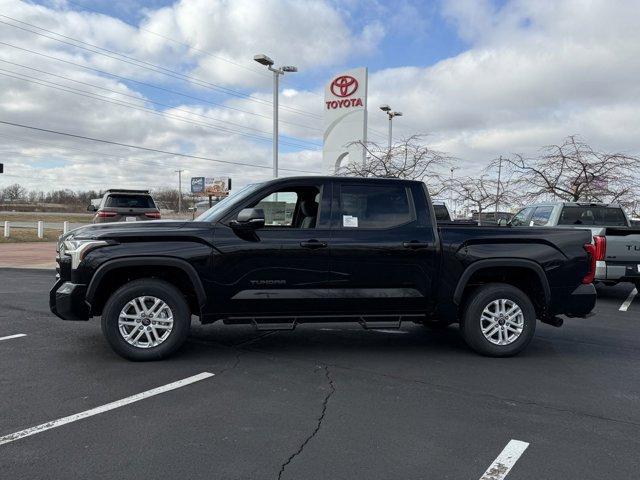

{"left": 604, "top": 228, "right": 640, "bottom": 263}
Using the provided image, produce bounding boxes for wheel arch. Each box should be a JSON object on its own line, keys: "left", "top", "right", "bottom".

{"left": 87, "top": 257, "right": 206, "bottom": 317}
{"left": 454, "top": 259, "right": 550, "bottom": 317}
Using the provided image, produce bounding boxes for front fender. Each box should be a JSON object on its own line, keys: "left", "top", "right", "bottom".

{"left": 86, "top": 256, "right": 207, "bottom": 309}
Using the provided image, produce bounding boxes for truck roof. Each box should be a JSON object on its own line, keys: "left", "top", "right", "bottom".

{"left": 527, "top": 201, "right": 621, "bottom": 208}
{"left": 104, "top": 189, "right": 151, "bottom": 194}
{"left": 261, "top": 176, "right": 424, "bottom": 186}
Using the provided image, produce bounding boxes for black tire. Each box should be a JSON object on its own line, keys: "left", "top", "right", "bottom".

{"left": 101, "top": 279, "right": 191, "bottom": 361}
{"left": 460, "top": 283, "right": 536, "bottom": 357}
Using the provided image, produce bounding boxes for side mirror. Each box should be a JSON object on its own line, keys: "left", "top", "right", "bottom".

{"left": 497, "top": 218, "right": 508, "bottom": 227}
{"left": 230, "top": 208, "right": 265, "bottom": 230}
{"left": 87, "top": 204, "right": 97, "bottom": 212}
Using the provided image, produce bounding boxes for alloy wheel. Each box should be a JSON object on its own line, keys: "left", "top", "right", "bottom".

{"left": 118, "top": 296, "right": 174, "bottom": 348}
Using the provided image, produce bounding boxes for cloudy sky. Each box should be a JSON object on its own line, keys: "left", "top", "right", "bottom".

{"left": 0, "top": 0, "right": 638, "bottom": 193}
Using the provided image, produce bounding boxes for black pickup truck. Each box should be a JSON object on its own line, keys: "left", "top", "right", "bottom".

{"left": 50, "top": 176, "right": 597, "bottom": 360}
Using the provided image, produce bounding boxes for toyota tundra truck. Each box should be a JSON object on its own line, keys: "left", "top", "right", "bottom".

{"left": 509, "top": 202, "right": 640, "bottom": 288}
{"left": 50, "top": 176, "right": 597, "bottom": 361}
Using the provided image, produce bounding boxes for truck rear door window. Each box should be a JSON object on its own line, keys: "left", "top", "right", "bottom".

{"left": 558, "top": 206, "right": 627, "bottom": 226}
{"left": 339, "top": 184, "right": 413, "bottom": 229}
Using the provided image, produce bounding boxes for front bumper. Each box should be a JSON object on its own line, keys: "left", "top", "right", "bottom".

{"left": 563, "top": 283, "right": 597, "bottom": 318}
{"left": 49, "top": 277, "right": 90, "bottom": 321}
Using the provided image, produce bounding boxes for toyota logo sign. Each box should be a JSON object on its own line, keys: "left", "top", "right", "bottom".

{"left": 330, "top": 75, "right": 359, "bottom": 97}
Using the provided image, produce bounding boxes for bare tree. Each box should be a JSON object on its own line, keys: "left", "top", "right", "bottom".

{"left": 453, "top": 176, "right": 497, "bottom": 225}
{"left": 338, "top": 135, "right": 452, "bottom": 197}
{"left": 152, "top": 188, "right": 182, "bottom": 212}
{"left": 504, "top": 136, "right": 640, "bottom": 205}
{"left": 1, "top": 183, "right": 26, "bottom": 202}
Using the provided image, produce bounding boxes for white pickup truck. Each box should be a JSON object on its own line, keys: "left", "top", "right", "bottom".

{"left": 509, "top": 202, "right": 640, "bottom": 288}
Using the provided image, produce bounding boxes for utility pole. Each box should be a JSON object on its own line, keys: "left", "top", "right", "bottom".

{"left": 379, "top": 105, "right": 402, "bottom": 150}
{"left": 175, "top": 169, "right": 183, "bottom": 213}
{"left": 449, "top": 167, "right": 454, "bottom": 217}
{"left": 254, "top": 54, "right": 298, "bottom": 178}
{"left": 495, "top": 156, "right": 503, "bottom": 214}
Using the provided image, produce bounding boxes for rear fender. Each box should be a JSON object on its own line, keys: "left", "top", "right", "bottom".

{"left": 453, "top": 258, "right": 550, "bottom": 305}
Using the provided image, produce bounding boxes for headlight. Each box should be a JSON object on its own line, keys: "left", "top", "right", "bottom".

{"left": 63, "top": 239, "right": 109, "bottom": 269}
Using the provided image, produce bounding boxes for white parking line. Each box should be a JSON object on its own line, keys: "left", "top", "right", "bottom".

{"left": 0, "top": 334, "right": 26, "bottom": 342}
{"left": 619, "top": 288, "right": 638, "bottom": 312}
{"left": 0, "top": 371, "right": 214, "bottom": 446}
{"left": 479, "top": 439, "right": 529, "bottom": 480}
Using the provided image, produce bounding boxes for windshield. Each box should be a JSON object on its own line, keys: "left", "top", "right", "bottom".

{"left": 194, "top": 183, "right": 263, "bottom": 222}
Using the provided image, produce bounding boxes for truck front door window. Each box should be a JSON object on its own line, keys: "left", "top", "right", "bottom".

{"left": 251, "top": 187, "right": 320, "bottom": 228}
{"left": 510, "top": 207, "right": 534, "bottom": 227}
{"left": 531, "top": 206, "right": 553, "bottom": 226}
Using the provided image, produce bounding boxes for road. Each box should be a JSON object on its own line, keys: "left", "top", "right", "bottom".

{"left": 1, "top": 270, "right": 639, "bottom": 479}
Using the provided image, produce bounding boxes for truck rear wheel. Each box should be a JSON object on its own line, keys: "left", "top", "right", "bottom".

{"left": 101, "top": 279, "right": 191, "bottom": 361}
{"left": 460, "top": 283, "right": 536, "bottom": 357}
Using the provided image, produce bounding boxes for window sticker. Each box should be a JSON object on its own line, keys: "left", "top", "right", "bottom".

{"left": 343, "top": 215, "right": 358, "bottom": 227}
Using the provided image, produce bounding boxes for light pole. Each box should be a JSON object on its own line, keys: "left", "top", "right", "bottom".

{"left": 175, "top": 169, "right": 183, "bottom": 213}
{"left": 495, "top": 156, "right": 503, "bottom": 214}
{"left": 379, "top": 105, "right": 402, "bottom": 150}
{"left": 254, "top": 54, "right": 298, "bottom": 178}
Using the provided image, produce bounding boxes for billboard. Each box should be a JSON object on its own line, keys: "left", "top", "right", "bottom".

{"left": 191, "top": 177, "right": 231, "bottom": 197}
{"left": 322, "top": 67, "right": 368, "bottom": 174}
{"left": 191, "top": 177, "right": 205, "bottom": 194}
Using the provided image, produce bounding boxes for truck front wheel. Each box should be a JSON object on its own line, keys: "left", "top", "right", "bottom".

{"left": 460, "top": 283, "right": 536, "bottom": 357}
{"left": 101, "top": 279, "right": 191, "bottom": 361}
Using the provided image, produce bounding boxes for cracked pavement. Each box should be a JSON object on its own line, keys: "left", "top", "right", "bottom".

{"left": 1, "top": 269, "right": 640, "bottom": 479}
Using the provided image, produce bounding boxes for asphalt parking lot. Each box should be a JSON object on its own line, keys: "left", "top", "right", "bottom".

{"left": 1, "top": 269, "right": 639, "bottom": 479}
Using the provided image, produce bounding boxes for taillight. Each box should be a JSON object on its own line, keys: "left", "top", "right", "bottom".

{"left": 582, "top": 236, "right": 606, "bottom": 284}
{"left": 145, "top": 212, "right": 161, "bottom": 219}
{"left": 97, "top": 211, "right": 117, "bottom": 218}
{"left": 593, "top": 235, "right": 606, "bottom": 261}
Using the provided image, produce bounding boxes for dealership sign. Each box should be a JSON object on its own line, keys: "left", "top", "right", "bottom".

{"left": 325, "top": 75, "right": 364, "bottom": 109}
{"left": 191, "top": 177, "right": 231, "bottom": 197}
{"left": 322, "top": 67, "right": 368, "bottom": 174}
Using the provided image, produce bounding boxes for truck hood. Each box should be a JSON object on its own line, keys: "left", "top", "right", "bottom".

{"left": 63, "top": 220, "right": 200, "bottom": 241}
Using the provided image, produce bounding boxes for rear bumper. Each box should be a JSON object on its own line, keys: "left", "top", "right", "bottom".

{"left": 49, "top": 278, "right": 90, "bottom": 321}
{"left": 596, "top": 260, "right": 640, "bottom": 284}
{"left": 563, "top": 283, "right": 597, "bottom": 318}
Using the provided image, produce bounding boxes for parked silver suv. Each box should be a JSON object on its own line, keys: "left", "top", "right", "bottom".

{"left": 89, "top": 189, "right": 161, "bottom": 223}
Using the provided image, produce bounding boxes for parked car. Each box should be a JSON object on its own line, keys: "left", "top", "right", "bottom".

{"left": 509, "top": 202, "right": 640, "bottom": 287}
{"left": 88, "top": 189, "right": 161, "bottom": 223}
{"left": 51, "top": 176, "right": 596, "bottom": 361}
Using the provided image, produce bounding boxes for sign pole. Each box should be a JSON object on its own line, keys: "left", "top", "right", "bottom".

{"left": 273, "top": 69, "right": 279, "bottom": 179}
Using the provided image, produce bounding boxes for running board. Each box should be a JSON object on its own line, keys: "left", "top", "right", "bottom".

{"left": 224, "top": 314, "right": 423, "bottom": 331}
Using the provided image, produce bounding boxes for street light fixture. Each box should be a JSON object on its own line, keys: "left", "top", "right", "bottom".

{"left": 254, "top": 53, "right": 298, "bottom": 178}
{"left": 379, "top": 105, "right": 403, "bottom": 149}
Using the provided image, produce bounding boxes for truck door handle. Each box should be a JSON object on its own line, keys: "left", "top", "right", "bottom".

{"left": 403, "top": 241, "right": 430, "bottom": 249}
{"left": 300, "top": 239, "right": 327, "bottom": 249}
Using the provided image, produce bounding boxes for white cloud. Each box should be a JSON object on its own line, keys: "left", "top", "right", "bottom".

{"left": 362, "top": 0, "right": 640, "bottom": 166}
{"left": 0, "top": 0, "right": 638, "bottom": 195}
